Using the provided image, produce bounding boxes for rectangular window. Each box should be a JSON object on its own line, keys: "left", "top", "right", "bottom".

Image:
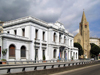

{"left": 64, "top": 37, "right": 66, "bottom": 43}
{"left": 59, "top": 35, "right": 61, "bottom": 43}
{"left": 70, "top": 40, "right": 72, "bottom": 46}
{"left": 43, "top": 32, "right": 45, "bottom": 41}
{"left": 43, "top": 50, "right": 45, "bottom": 56}
{"left": 70, "top": 51, "right": 72, "bottom": 58}
{"left": 22, "top": 28, "right": 25, "bottom": 37}
{"left": 14, "top": 30, "right": 17, "bottom": 35}
{"left": 35, "top": 29, "right": 38, "bottom": 39}
{"left": 7, "top": 31, "right": 9, "bottom": 34}
{"left": 35, "top": 49, "right": 38, "bottom": 58}
{"left": 0, "top": 46, "right": 1, "bottom": 57}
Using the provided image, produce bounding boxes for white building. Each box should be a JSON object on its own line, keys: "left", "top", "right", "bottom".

{"left": 0, "top": 16, "right": 78, "bottom": 61}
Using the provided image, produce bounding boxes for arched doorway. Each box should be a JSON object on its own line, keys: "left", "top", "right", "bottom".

{"left": 9, "top": 44, "right": 15, "bottom": 58}
{"left": 21, "top": 46, "right": 26, "bottom": 58}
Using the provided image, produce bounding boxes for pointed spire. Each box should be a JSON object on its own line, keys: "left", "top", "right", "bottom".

{"left": 81, "top": 10, "right": 87, "bottom": 22}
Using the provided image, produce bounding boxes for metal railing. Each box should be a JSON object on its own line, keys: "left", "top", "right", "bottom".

{"left": 0, "top": 60, "right": 96, "bottom": 74}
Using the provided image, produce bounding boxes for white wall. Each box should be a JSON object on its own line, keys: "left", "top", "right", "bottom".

{"left": 2, "top": 38, "right": 30, "bottom": 61}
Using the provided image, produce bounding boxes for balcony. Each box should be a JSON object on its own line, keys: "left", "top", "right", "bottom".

{"left": 34, "top": 38, "right": 40, "bottom": 43}
{"left": 42, "top": 40, "right": 47, "bottom": 44}
{"left": 59, "top": 42, "right": 66, "bottom": 47}
{"left": 34, "top": 42, "right": 40, "bottom": 48}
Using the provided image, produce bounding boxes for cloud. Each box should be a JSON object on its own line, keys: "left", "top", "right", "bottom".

{"left": 72, "top": 29, "right": 79, "bottom": 36}
{"left": 0, "top": 0, "right": 100, "bottom": 37}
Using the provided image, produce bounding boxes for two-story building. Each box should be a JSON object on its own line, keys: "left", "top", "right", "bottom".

{"left": 0, "top": 16, "right": 78, "bottom": 61}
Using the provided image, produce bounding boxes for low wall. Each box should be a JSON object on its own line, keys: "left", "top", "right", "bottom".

{"left": 0, "top": 60, "right": 98, "bottom": 75}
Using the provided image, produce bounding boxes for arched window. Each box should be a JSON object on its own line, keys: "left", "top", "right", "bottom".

{"left": 21, "top": 46, "right": 26, "bottom": 58}
{"left": 53, "top": 33, "right": 56, "bottom": 42}
{"left": 22, "top": 28, "right": 25, "bottom": 36}
{"left": 43, "top": 31, "right": 45, "bottom": 41}
{"left": 9, "top": 44, "right": 15, "bottom": 58}
{"left": 53, "top": 49, "right": 56, "bottom": 58}
{"left": 85, "top": 25, "right": 87, "bottom": 28}
{"left": 64, "top": 36, "right": 66, "bottom": 43}
{"left": 35, "top": 29, "right": 38, "bottom": 39}
{"left": 59, "top": 34, "right": 61, "bottom": 43}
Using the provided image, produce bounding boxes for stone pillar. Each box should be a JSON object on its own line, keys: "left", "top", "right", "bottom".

{"left": 17, "top": 28, "right": 22, "bottom": 36}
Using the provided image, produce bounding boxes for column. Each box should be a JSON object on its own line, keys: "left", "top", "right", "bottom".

{"left": 17, "top": 28, "right": 22, "bottom": 36}
{"left": 25, "top": 26, "right": 31, "bottom": 39}
{"left": 56, "top": 48, "right": 59, "bottom": 59}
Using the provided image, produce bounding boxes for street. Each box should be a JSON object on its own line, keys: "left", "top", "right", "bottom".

{"left": 50, "top": 64, "right": 100, "bottom": 75}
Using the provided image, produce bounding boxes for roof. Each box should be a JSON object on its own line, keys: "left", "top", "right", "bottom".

{"left": 81, "top": 11, "right": 87, "bottom": 22}
{"left": 3, "top": 16, "right": 74, "bottom": 37}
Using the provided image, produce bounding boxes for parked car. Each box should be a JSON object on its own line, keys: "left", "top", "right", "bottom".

{"left": 90, "top": 58, "right": 94, "bottom": 61}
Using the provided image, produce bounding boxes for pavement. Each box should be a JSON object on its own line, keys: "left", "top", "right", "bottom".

{"left": 50, "top": 63, "right": 100, "bottom": 75}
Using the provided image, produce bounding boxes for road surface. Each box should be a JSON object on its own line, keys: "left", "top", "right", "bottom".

{"left": 50, "top": 64, "right": 100, "bottom": 75}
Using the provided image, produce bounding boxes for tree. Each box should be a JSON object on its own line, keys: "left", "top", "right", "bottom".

{"left": 74, "top": 43, "right": 83, "bottom": 56}
{"left": 90, "top": 43, "right": 100, "bottom": 58}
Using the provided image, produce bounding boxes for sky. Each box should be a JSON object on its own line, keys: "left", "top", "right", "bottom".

{"left": 0, "top": 0, "right": 100, "bottom": 38}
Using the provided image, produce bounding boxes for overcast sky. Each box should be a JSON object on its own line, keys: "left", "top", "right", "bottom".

{"left": 0, "top": 0, "right": 100, "bottom": 37}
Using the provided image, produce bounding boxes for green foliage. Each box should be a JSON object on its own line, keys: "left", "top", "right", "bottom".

{"left": 43, "top": 55, "right": 45, "bottom": 60}
{"left": 1, "top": 59, "right": 6, "bottom": 61}
{"left": 2, "top": 49, "right": 7, "bottom": 56}
{"left": 90, "top": 43, "right": 100, "bottom": 58}
{"left": 74, "top": 43, "right": 83, "bottom": 56}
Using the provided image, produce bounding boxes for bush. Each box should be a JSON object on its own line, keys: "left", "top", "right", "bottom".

{"left": 2, "top": 49, "right": 7, "bottom": 56}
{"left": 1, "top": 59, "right": 6, "bottom": 61}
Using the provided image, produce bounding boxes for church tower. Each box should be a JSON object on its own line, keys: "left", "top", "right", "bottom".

{"left": 79, "top": 11, "right": 91, "bottom": 58}
{"left": 74, "top": 11, "right": 91, "bottom": 58}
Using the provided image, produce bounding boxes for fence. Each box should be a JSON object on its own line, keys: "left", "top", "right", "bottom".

{"left": 0, "top": 60, "right": 96, "bottom": 74}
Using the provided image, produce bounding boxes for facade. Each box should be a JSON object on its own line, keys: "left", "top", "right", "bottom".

{"left": 90, "top": 37, "right": 100, "bottom": 47}
{"left": 74, "top": 11, "right": 91, "bottom": 58}
{"left": 0, "top": 16, "right": 78, "bottom": 61}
